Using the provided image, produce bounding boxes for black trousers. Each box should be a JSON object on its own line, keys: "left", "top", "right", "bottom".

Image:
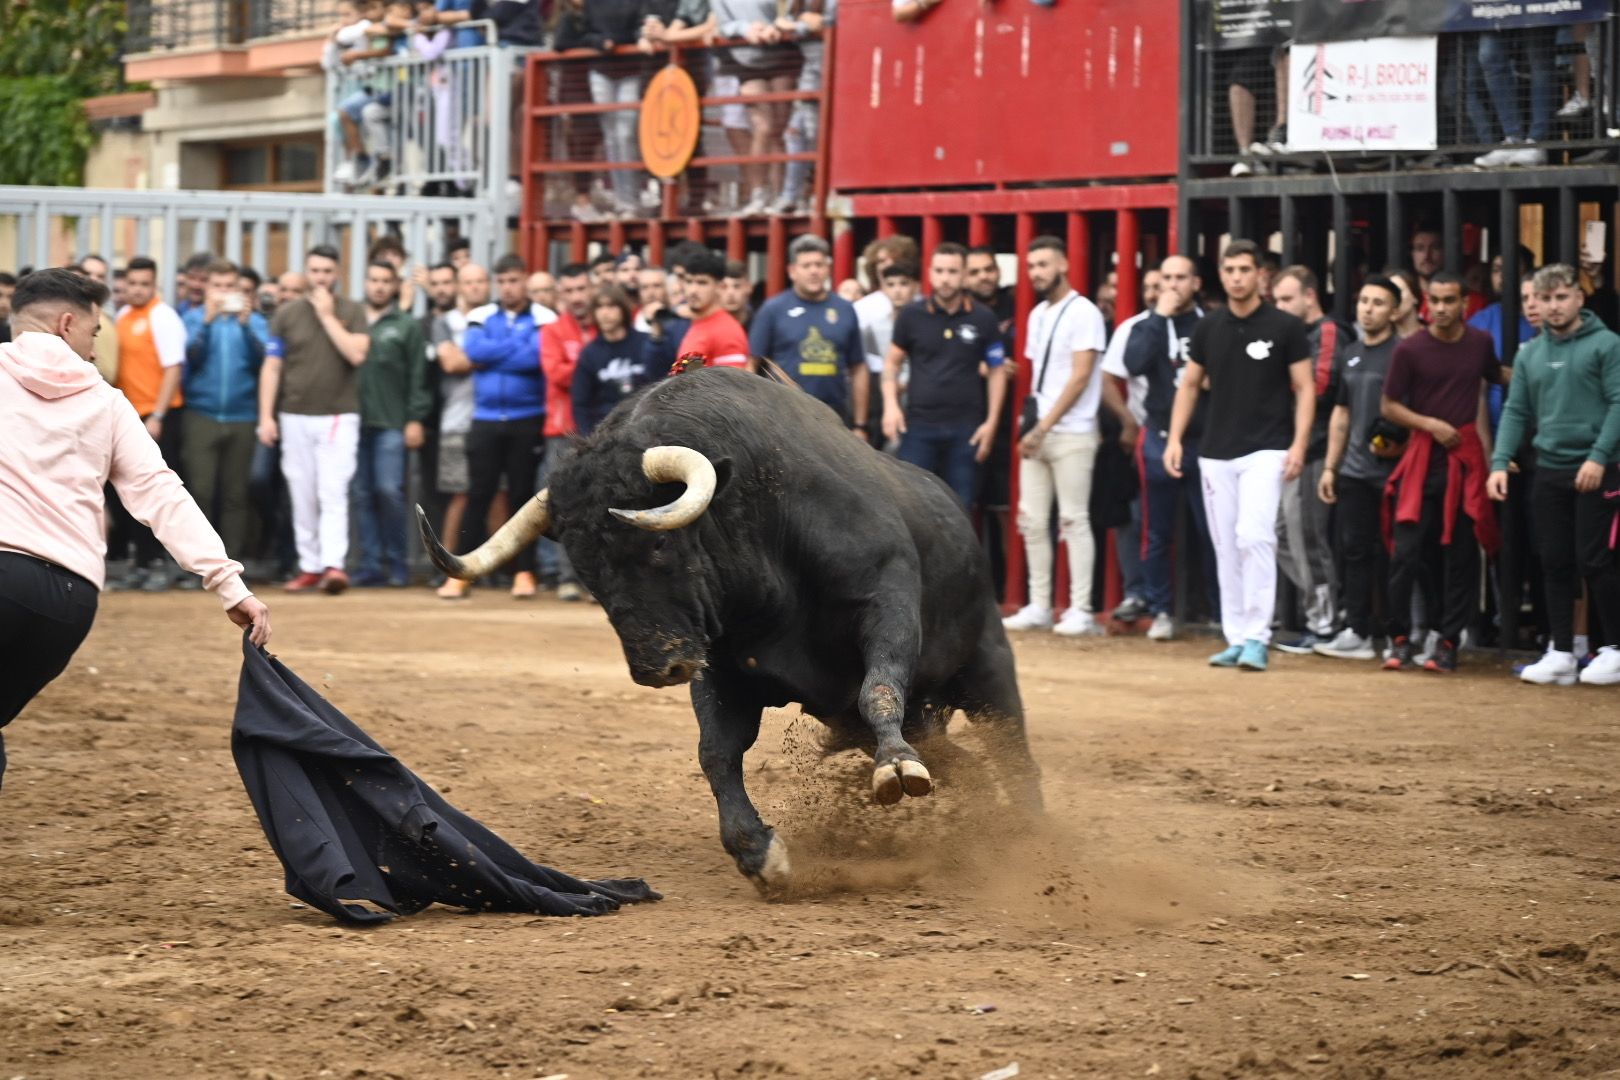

{"left": 463, "top": 418, "right": 543, "bottom": 576}
{"left": 0, "top": 553, "right": 100, "bottom": 792}
{"left": 1532, "top": 465, "right": 1620, "bottom": 653}
{"left": 1387, "top": 461, "right": 1480, "bottom": 644}
{"left": 108, "top": 407, "right": 185, "bottom": 565}
{"left": 1337, "top": 474, "right": 1392, "bottom": 639}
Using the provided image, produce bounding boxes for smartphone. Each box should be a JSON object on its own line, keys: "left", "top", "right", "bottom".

{"left": 222, "top": 292, "right": 245, "bottom": 313}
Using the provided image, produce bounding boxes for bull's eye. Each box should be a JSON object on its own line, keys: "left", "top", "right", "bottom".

{"left": 652, "top": 534, "right": 671, "bottom": 556}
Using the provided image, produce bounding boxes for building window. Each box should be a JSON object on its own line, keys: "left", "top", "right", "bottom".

{"left": 219, "top": 136, "right": 323, "bottom": 192}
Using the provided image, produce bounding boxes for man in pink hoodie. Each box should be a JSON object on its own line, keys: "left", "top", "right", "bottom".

{"left": 0, "top": 269, "right": 271, "bottom": 792}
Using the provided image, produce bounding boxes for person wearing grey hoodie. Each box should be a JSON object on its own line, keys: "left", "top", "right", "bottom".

{"left": 0, "top": 269, "right": 270, "bottom": 792}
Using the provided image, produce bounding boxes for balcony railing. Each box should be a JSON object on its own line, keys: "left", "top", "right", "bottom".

{"left": 126, "top": 0, "right": 343, "bottom": 54}
{"left": 1191, "top": 10, "right": 1620, "bottom": 175}
{"left": 523, "top": 33, "right": 831, "bottom": 222}
{"left": 323, "top": 27, "right": 522, "bottom": 212}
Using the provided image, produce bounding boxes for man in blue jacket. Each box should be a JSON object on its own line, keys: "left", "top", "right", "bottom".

{"left": 183, "top": 258, "right": 268, "bottom": 561}
{"left": 461, "top": 253, "right": 553, "bottom": 598}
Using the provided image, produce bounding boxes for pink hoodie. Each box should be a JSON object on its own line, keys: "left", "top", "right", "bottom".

{"left": 0, "top": 332, "right": 251, "bottom": 609}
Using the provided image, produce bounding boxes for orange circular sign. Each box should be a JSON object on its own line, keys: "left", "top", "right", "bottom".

{"left": 639, "top": 64, "right": 702, "bottom": 180}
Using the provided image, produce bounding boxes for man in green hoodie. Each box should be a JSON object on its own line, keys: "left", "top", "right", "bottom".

{"left": 1488, "top": 263, "right": 1620, "bottom": 687}
{"left": 353, "top": 259, "right": 430, "bottom": 587}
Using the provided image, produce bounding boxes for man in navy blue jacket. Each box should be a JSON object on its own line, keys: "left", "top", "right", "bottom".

{"left": 461, "top": 253, "right": 554, "bottom": 598}
{"left": 183, "top": 258, "right": 268, "bottom": 562}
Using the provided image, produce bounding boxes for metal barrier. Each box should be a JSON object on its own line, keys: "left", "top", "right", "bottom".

{"left": 523, "top": 32, "right": 831, "bottom": 223}
{"left": 127, "top": 0, "right": 344, "bottom": 53}
{"left": 1192, "top": 11, "right": 1620, "bottom": 174}
{"left": 323, "top": 27, "right": 525, "bottom": 230}
{"left": 0, "top": 187, "right": 498, "bottom": 297}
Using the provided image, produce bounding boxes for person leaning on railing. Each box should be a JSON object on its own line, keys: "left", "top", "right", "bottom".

{"left": 554, "top": 0, "right": 650, "bottom": 217}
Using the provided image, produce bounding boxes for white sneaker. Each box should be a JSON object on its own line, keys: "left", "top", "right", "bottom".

{"left": 1521, "top": 648, "right": 1578, "bottom": 686}
{"left": 1313, "top": 628, "right": 1377, "bottom": 660}
{"left": 1558, "top": 92, "right": 1591, "bottom": 118}
{"left": 1053, "top": 609, "right": 1103, "bottom": 637}
{"left": 1002, "top": 604, "right": 1054, "bottom": 631}
{"left": 1502, "top": 141, "right": 1546, "bottom": 167}
{"left": 735, "top": 188, "right": 770, "bottom": 217}
{"left": 334, "top": 160, "right": 358, "bottom": 184}
{"left": 1414, "top": 629, "right": 1439, "bottom": 666}
{"left": 1146, "top": 613, "right": 1175, "bottom": 641}
{"left": 1474, "top": 139, "right": 1520, "bottom": 168}
{"left": 1579, "top": 646, "right": 1620, "bottom": 686}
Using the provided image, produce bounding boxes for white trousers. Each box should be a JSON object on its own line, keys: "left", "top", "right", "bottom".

{"left": 1016, "top": 431, "right": 1101, "bottom": 613}
{"left": 1199, "top": 450, "right": 1287, "bottom": 646}
{"left": 280, "top": 412, "right": 360, "bottom": 574}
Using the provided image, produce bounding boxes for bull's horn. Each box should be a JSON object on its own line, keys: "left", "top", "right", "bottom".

{"left": 608, "top": 446, "right": 716, "bottom": 531}
{"left": 415, "top": 489, "right": 551, "bottom": 580}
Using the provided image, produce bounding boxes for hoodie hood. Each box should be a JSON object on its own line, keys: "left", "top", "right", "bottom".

{"left": 0, "top": 332, "right": 104, "bottom": 400}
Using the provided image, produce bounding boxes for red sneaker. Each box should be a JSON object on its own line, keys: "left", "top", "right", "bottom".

{"left": 283, "top": 571, "right": 323, "bottom": 593}
{"left": 320, "top": 568, "right": 350, "bottom": 595}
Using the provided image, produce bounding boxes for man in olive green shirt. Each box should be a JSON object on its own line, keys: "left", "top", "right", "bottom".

{"left": 353, "top": 260, "right": 431, "bottom": 587}
{"left": 1488, "top": 263, "right": 1620, "bottom": 687}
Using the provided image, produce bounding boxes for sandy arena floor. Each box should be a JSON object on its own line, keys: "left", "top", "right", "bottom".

{"left": 2, "top": 590, "right": 1618, "bottom": 1079}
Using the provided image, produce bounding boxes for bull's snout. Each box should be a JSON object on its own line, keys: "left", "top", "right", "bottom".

{"left": 629, "top": 658, "right": 701, "bottom": 688}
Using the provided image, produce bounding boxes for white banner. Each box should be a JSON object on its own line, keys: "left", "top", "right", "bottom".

{"left": 1287, "top": 35, "right": 1438, "bottom": 152}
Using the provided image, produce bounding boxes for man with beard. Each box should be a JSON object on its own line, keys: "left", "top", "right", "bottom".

{"left": 431, "top": 262, "right": 489, "bottom": 600}
{"left": 1165, "top": 241, "right": 1313, "bottom": 672}
{"left": 881, "top": 243, "right": 1008, "bottom": 508}
{"left": 748, "top": 235, "right": 865, "bottom": 428}
{"left": 1000, "top": 236, "right": 1110, "bottom": 637}
{"left": 1490, "top": 264, "right": 1620, "bottom": 686}
{"left": 1379, "top": 273, "right": 1504, "bottom": 673}
{"left": 1315, "top": 277, "right": 1405, "bottom": 660}
{"left": 967, "top": 245, "right": 1018, "bottom": 589}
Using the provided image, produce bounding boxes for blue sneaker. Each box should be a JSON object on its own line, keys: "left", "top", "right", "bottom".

{"left": 1238, "top": 639, "right": 1269, "bottom": 671}
{"left": 1209, "top": 644, "right": 1243, "bottom": 667}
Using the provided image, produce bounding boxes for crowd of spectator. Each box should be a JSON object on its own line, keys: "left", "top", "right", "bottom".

{"left": 324, "top": 0, "right": 829, "bottom": 217}
{"left": 1223, "top": 22, "right": 1609, "bottom": 176}
{"left": 2, "top": 214, "right": 1615, "bottom": 688}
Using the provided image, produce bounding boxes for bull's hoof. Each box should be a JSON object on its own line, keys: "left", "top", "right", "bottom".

{"left": 873, "top": 763, "right": 903, "bottom": 805}
{"left": 898, "top": 758, "right": 933, "bottom": 797}
{"left": 873, "top": 759, "right": 932, "bottom": 804}
{"left": 746, "top": 832, "right": 793, "bottom": 898}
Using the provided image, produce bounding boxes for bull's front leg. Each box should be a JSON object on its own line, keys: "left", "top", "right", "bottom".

{"left": 858, "top": 606, "right": 932, "bottom": 806}
{"left": 690, "top": 668, "right": 791, "bottom": 895}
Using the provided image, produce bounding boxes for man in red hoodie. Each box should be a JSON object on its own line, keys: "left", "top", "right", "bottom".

{"left": 539, "top": 262, "right": 594, "bottom": 601}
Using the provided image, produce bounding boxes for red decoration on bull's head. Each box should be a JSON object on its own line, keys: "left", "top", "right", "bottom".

{"left": 670, "top": 352, "right": 709, "bottom": 377}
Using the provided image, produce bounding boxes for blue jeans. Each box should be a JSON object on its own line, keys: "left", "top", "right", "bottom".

{"left": 1140, "top": 426, "right": 1219, "bottom": 618}
{"left": 898, "top": 423, "right": 981, "bottom": 508}
{"left": 353, "top": 427, "right": 409, "bottom": 581}
{"left": 1479, "top": 28, "right": 1556, "bottom": 143}
{"left": 1115, "top": 493, "right": 1145, "bottom": 601}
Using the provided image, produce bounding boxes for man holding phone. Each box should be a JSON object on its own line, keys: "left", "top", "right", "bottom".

{"left": 182, "top": 258, "right": 269, "bottom": 564}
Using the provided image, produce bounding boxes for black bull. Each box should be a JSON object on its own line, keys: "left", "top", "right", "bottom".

{"left": 418, "top": 367, "right": 1042, "bottom": 893}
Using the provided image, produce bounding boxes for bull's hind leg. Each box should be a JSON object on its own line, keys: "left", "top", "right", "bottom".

{"left": 691, "top": 669, "right": 791, "bottom": 894}
{"left": 857, "top": 609, "right": 932, "bottom": 806}
{"left": 957, "top": 626, "right": 1044, "bottom": 812}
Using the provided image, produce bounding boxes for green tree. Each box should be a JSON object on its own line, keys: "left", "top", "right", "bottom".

{"left": 0, "top": 0, "right": 130, "bottom": 186}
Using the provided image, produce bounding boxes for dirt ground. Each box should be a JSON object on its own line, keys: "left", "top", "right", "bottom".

{"left": 3, "top": 591, "right": 1619, "bottom": 1080}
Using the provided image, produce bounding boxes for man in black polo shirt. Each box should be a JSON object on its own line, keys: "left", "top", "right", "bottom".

{"left": 881, "top": 242, "right": 1008, "bottom": 507}
{"left": 1165, "top": 240, "right": 1313, "bottom": 672}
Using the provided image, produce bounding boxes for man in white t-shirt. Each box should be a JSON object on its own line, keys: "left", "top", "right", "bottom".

{"left": 854, "top": 260, "right": 918, "bottom": 451}
{"left": 1003, "top": 236, "right": 1110, "bottom": 636}
{"left": 1099, "top": 267, "right": 1162, "bottom": 622}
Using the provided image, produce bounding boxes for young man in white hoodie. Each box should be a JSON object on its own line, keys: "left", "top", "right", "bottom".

{"left": 0, "top": 269, "right": 270, "bottom": 792}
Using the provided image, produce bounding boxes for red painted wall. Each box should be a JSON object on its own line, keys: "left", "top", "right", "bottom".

{"left": 828, "top": 0, "right": 1180, "bottom": 191}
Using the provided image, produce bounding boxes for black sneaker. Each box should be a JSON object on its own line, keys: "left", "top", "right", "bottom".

{"left": 1274, "top": 632, "right": 1321, "bottom": 656}
{"left": 1423, "top": 638, "right": 1459, "bottom": 673}
{"left": 1383, "top": 635, "right": 1415, "bottom": 671}
{"left": 1112, "top": 596, "right": 1149, "bottom": 623}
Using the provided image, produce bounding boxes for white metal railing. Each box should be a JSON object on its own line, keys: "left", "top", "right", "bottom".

{"left": 324, "top": 25, "right": 529, "bottom": 231}
{"left": 0, "top": 187, "right": 499, "bottom": 298}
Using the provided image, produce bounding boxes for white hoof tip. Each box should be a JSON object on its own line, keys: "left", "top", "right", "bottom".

{"left": 872, "top": 763, "right": 903, "bottom": 805}
{"left": 898, "top": 759, "right": 933, "bottom": 797}
{"left": 749, "top": 834, "right": 793, "bottom": 896}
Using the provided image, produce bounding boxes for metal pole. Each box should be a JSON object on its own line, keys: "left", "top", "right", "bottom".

{"left": 1385, "top": 189, "right": 1405, "bottom": 273}
{"left": 1116, "top": 208, "right": 1140, "bottom": 326}
{"left": 1442, "top": 187, "right": 1461, "bottom": 273}
{"left": 348, "top": 211, "right": 368, "bottom": 297}
{"left": 1332, "top": 192, "right": 1352, "bottom": 325}
{"left": 289, "top": 207, "right": 306, "bottom": 270}
{"left": 252, "top": 219, "right": 269, "bottom": 275}
{"left": 99, "top": 203, "right": 115, "bottom": 266}
{"left": 1280, "top": 194, "right": 1297, "bottom": 267}
{"left": 1558, "top": 184, "right": 1578, "bottom": 266}
{"left": 32, "top": 202, "right": 50, "bottom": 269}
{"left": 1499, "top": 188, "right": 1521, "bottom": 365}
{"left": 225, "top": 207, "right": 244, "bottom": 267}
{"left": 488, "top": 47, "right": 513, "bottom": 253}
{"left": 1068, "top": 211, "right": 1091, "bottom": 299}
{"left": 1228, "top": 196, "right": 1246, "bottom": 242}
{"left": 161, "top": 205, "right": 179, "bottom": 301}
